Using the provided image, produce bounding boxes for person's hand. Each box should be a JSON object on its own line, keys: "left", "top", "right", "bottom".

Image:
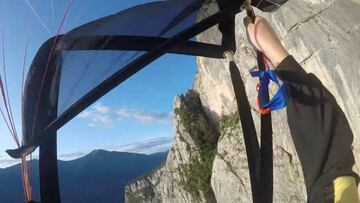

{"left": 243, "top": 16, "right": 289, "bottom": 67}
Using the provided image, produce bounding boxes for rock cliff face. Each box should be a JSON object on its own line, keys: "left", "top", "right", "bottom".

{"left": 126, "top": 0, "right": 360, "bottom": 202}
{"left": 126, "top": 91, "right": 219, "bottom": 203}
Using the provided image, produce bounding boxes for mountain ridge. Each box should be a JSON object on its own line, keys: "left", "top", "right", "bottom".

{"left": 0, "top": 149, "right": 168, "bottom": 203}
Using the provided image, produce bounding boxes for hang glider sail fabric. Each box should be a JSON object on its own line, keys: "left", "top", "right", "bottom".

{"left": 9, "top": 0, "right": 226, "bottom": 158}
{"left": 8, "top": 0, "right": 288, "bottom": 158}
{"left": 58, "top": 0, "right": 221, "bottom": 116}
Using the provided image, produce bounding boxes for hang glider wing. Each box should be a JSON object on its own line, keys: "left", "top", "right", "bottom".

{"left": 7, "top": 0, "right": 288, "bottom": 158}
{"left": 6, "top": 0, "right": 238, "bottom": 158}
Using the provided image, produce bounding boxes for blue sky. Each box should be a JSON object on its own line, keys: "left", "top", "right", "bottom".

{"left": 0, "top": 0, "right": 198, "bottom": 167}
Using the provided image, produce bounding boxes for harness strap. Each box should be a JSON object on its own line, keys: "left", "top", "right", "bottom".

{"left": 220, "top": 2, "right": 275, "bottom": 202}
{"left": 226, "top": 51, "right": 261, "bottom": 203}
{"left": 245, "top": 2, "right": 274, "bottom": 203}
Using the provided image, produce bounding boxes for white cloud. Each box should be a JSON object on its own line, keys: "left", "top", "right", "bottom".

{"left": 59, "top": 136, "right": 173, "bottom": 161}
{"left": 93, "top": 103, "right": 110, "bottom": 114}
{"left": 0, "top": 153, "right": 39, "bottom": 169}
{"left": 116, "top": 109, "right": 172, "bottom": 124}
{"left": 58, "top": 151, "right": 88, "bottom": 161}
{"left": 78, "top": 103, "right": 172, "bottom": 127}
{"left": 78, "top": 103, "right": 113, "bottom": 127}
{"left": 0, "top": 136, "right": 173, "bottom": 168}
{"left": 106, "top": 136, "right": 173, "bottom": 154}
{"left": 0, "top": 158, "right": 20, "bottom": 169}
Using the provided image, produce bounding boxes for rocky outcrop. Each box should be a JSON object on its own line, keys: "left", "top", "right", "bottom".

{"left": 126, "top": 0, "right": 360, "bottom": 202}
{"left": 126, "top": 91, "right": 219, "bottom": 203}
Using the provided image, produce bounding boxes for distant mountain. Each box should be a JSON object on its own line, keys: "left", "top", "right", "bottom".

{"left": 0, "top": 150, "right": 168, "bottom": 203}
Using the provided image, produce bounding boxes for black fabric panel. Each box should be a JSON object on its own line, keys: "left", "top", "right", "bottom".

{"left": 21, "top": 37, "right": 62, "bottom": 148}
{"left": 55, "top": 0, "right": 221, "bottom": 115}
{"left": 64, "top": 0, "right": 212, "bottom": 38}
{"left": 7, "top": 0, "right": 242, "bottom": 158}
{"left": 42, "top": 1, "right": 243, "bottom": 146}
{"left": 158, "top": 0, "right": 206, "bottom": 36}
{"left": 59, "top": 36, "right": 226, "bottom": 58}
{"left": 7, "top": 37, "right": 62, "bottom": 158}
{"left": 217, "top": 14, "right": 236, "bottom": 52}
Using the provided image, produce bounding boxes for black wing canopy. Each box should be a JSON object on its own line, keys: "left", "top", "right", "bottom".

{"left": 56, "top": 0, "right": 219, "bottom": 116}
{"left": 7, "top": 0, "right": 288, "bottom": 158}
{"left": 8, "top": 0, "right": 229, "bottom": 158}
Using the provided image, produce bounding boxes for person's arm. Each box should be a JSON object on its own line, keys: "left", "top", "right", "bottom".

{"left": 243, "top": 15, "right": 359, "bottom": 203}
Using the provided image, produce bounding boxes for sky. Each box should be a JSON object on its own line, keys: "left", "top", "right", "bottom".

{"left": 0, "top": 0, "right": 198, "bottom": 168}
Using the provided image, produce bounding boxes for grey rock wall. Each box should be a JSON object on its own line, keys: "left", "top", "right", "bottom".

{"left": 126, "top": 91, "right": 218, "bottom": 203}
{"left": 126, "top": 0, "right": 360, "bottom": 202}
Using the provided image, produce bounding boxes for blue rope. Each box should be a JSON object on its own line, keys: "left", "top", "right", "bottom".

{"left": 250, "top": 70, "right": 288, "bottom": 111}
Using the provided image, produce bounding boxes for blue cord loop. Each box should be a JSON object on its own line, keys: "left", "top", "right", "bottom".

{"left": 250, "top": 70, "right": 288, "bottom": 112}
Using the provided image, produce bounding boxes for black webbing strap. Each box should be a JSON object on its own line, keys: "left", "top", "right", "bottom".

{"left": 228, "top": 57, "right": 261, "bottom": 202}
{"left": 256, "top": 50, "right": 274, "bottom": 203}
{"left": 218, "top": 4, "right": 261, "bottom": 202}
{"left": 246, "top": 3, "right": 274, "bottom": 203}
{"left": 218, "top": 1, "right": 273, "bottom": 202}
